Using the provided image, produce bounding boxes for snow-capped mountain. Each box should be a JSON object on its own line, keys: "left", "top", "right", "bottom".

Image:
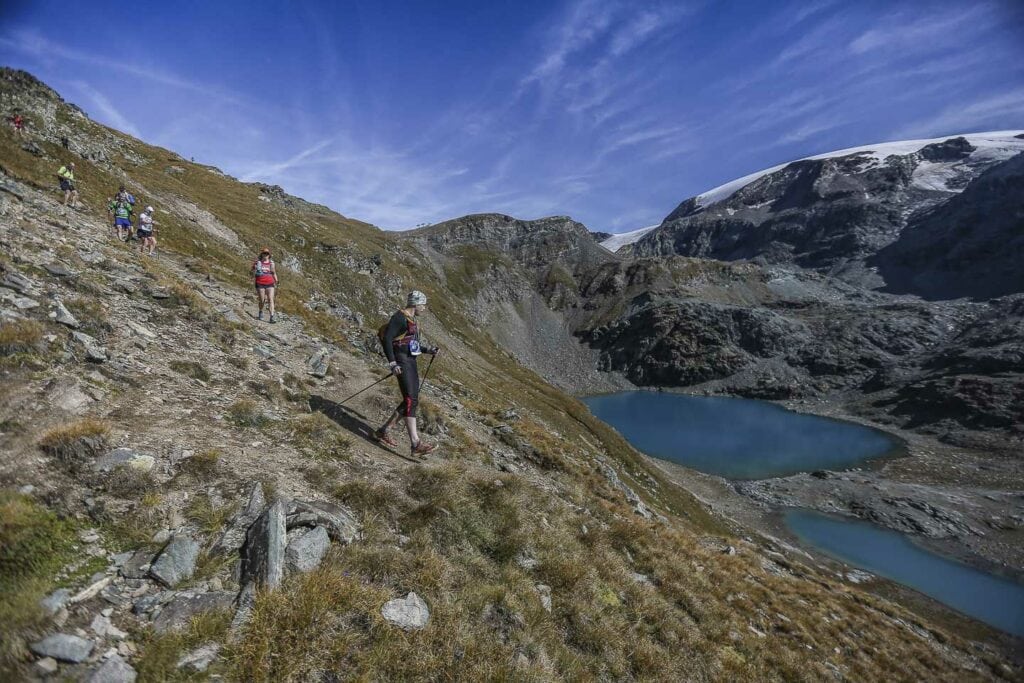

{"left": 633, "top": 131, "right": 1024, "bottom": 296}
{"left": 693, "top": 130, "right": 1024, "bottom": 207}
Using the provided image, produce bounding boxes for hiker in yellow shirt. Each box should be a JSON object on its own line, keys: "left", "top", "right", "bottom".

{"left": 57, "top": 162, "right": 78, "bottom": 208}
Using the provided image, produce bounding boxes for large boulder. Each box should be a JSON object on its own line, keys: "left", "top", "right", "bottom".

{"left": 240, "top": 500, "right": 286, "bottom": 589}
{"left": 149, "top": 535, "right": 200, "bottom": 587}
{"left": 213, "top": 482, "right": 265, "bottom": 555}
{"left": 285, "top": 526, "right": 330, "bottom": 574}
{"left": 152, "top": 591, "right": 236, "bottom": 634}
{"left": 286, "top": 499, "right": 359, "bottom": 544}
{"left": 29, "top": 633, "right": 94, "bottom": 662}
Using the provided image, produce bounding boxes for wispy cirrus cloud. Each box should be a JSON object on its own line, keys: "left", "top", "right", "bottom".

{"left": 849, "top": 3, "right": 999, "bottom": 55}
{"left": 71, "top": 81, "right": 140, "bottom": 137}
{"left": 0, "top": 29, "right": 240, "bottom": 102}
{"left": 893, "top": 88, "right": 1024, "bottom": 139}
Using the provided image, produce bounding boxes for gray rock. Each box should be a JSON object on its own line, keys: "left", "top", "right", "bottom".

{"left": 119, "top": 549, "right": 153, "bottom": 579}
{"left": 53, "top": 300, "right": 79, "bottom": 328}
{"left": 43, "top": 262, "right": 73, "bottom": 277}
{"left": 286, "top": 499, "right": 359, "bottom": 544}
{"left": 152, "top": 591, "right": 235, "bottom": 634}
{"left": 90, "top": 614, "right": 128, "bottom": 639}
{"left": 30, "top": 633, "right": 94, "bottom": 663}
{"left": 94, "top": 448, "right": 155, "bottom": 473}
{"left": 87, "top": 652, "right": 136, "bottom": 683}
{"left": 149, "top": 535, "right": 200, "bottom": 587}
{"left": 306, "top": 349, "right": 330, "bottom": 378}
{"left": 72, "top": 331, "right": 108, "bottom": 362}
{"left": 240, "top": 500, "right": 286, "bottom": 589}
{"left": 12, "top": 295, "right": 39, "bottom": 309}
{"left": 176, "top": 643, "right": 220, "bottom": 672}
{"left": 3, "top": 271, "right": 33, "bottom": 293}
{"left": 48, "top": 379, "right": 92, "bottom": 413}
{"left": 230, "top": 582, "right": 257, "bottom": 633}
{"left": 132, "top": 591, "right": 173, "bottom": 616}
{"left": 380, "top": 592, "right": 430, "bottom": 630}
{"left": 40, "top": 589, "right": 72, "bottom": 616}
{"left": 213, "top": 482, "right": 265, "bottom": 555}
{"left": 35, "top": 657, "right": 59, "bottom": 674}
{"left": 285, "top": 526, "right": 330, "bottom": 574}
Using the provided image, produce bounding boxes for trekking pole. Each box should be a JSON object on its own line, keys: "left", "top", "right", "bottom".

{"left": 419, "top": 353, "right": 437, "bottom": 392}
{"left": 338, "top": 373, "right": 392, "bottom": 406}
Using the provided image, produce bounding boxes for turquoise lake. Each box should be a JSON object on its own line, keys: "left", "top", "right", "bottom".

{"left": 786, "top": 509, "right": 1024, "bottom": 637}
{"left": 581, "top": 391, "right": 900, "bottom": 479}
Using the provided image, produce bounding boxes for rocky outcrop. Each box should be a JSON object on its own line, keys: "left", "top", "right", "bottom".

{"left": 874, "top": 152, "right": 1024, "bottom": 300}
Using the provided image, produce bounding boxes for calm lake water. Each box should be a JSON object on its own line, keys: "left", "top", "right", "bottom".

{"left": 581, "top": 391, "right": 900, "bottom": 479}
{"left": 786, "top": 509, "right": 1024, "bottom": 637}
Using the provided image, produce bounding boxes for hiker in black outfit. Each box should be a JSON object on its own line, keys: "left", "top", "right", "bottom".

{"left": 374, "top": 290, "right": 439, "bottom": 457}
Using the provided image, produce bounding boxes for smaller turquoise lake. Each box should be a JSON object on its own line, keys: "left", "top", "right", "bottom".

{"left": 786, "top": 510, "right": 1024, "bottom": 637}
{"left": 582, "top": 391, "right": 899, "bottom": 479}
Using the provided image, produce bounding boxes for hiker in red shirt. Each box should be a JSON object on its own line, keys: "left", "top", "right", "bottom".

{"left": 251, "top": 247, "right": 279, "bottom": 323}
{"left": 11, "top": 112, "right": 24, "bottom": 137}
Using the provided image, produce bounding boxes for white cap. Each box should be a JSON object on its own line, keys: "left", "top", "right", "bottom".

{"left": 146, "top": 206, "right": 154, "bottom": 212}
{"left": 407, "top": 290, "right": 427, "bottom": 307}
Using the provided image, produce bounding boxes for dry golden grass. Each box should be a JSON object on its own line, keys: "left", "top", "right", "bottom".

{"left": 168, "top": 359, "right": 212, "bottom": 382}
{"left": 37, "top": 418, "right": 110, "bottom": 470}
{"left": 227, "top": 399, "right": 269, "bottom": 428}
{"left": 290, "top": 413, "right": 351, "bottom": 461}
{"left": 223, "top": 453, "right": 998, "bottom": 682}
{"left": 0, "top": 319, "right": 43, "bottom": 356}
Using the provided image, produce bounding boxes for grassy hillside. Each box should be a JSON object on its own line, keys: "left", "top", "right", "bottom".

{"left": 0, "top": 68, "right": 1014, "bottom": 681}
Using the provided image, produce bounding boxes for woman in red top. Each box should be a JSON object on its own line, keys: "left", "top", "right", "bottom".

{"left": 251, "top": 247, "right": 279, "bottom": 323}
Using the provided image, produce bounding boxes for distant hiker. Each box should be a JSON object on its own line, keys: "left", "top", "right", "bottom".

{"left": 374, "top": 290, "right": 439, "bottom": 457}
{"left": 138, "top": 205, "right": 156, "bottom": 255}
{"left": 11, "top": 112, "right": 24, "bottom": 137}
{"left": 252, "top": 247, "right": 278, "bottom": 322}
{"left": 108, "top": 186, "right": 135, "bottom": 241}
{"left": 60, "top": 135, "right": 69, "bottom": 149}
{"left": 57, "top": 162, "right": 78, "bottom": 208}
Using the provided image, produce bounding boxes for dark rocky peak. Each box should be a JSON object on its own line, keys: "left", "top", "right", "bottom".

{"left": 918, "top": 136, "right": 975, "bottom": 162}
{"left": 406, "top": 213, "right": 616, "bottom": 272}
{"left": 249, "top": 182, "right": 333, "bottom": 215}
{"left": 1, "top": 68, "right": 64, "bottom": 104}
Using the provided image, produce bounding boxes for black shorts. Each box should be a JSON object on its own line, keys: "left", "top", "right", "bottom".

{"left": 138, "top": 230, "right": 153, "bottom": 239}
{"left": 255, "top": 283, "right": 275, "bottom": 291}
{"left": 60, "top": 179, "right": 75, "bottom": 191}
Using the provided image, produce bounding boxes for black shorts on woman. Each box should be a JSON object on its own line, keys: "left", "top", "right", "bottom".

{"left": 393, "top": 348, "right": 421, "bottom": 418}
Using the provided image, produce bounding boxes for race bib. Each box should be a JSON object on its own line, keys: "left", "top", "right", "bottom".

{"left": 409, "top": 339, "right": 421, "bottom": 356}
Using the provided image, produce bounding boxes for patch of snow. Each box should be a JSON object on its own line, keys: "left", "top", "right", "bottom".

{"left": 695, "top": 130, "right": 1024, "bottom": 208}
{"left": 600, "top": 225, "right": 659, "bottom": 252}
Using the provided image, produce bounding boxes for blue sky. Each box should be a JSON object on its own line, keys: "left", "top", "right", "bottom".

{"left": 2, "top": 0, "right": 1023, "bottom": 231}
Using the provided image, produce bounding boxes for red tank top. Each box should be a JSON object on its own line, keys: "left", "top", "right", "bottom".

{"left": 254, "top": 259, "right": 275, "bottom": 285}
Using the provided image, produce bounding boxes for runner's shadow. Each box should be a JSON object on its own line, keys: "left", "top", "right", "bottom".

{"left": 309, "top": 394, "right": 417, "bottom": 462}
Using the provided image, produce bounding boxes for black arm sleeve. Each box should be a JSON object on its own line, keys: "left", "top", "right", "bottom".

{"left": 382, "top": 311, "right": 406, "bottom": 364}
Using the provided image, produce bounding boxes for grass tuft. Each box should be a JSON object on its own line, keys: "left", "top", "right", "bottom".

{"left": 0, "top": 319, "right": 44, "bottom": 356}
{"left": 37, "top": 418, "right": 111, "bottom": 471}
{"left": 0, "top": 491, "right": 77, "bottom": 677}
{"left": 169, "top": 359, "right": 212, "bottom": 382}
{"left": 227, "top": 399, "right": 268, "bottom": 428}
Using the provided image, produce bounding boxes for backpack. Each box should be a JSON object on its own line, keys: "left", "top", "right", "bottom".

{"left": 377, "top": 322, "right": 389, "bottom": 352}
